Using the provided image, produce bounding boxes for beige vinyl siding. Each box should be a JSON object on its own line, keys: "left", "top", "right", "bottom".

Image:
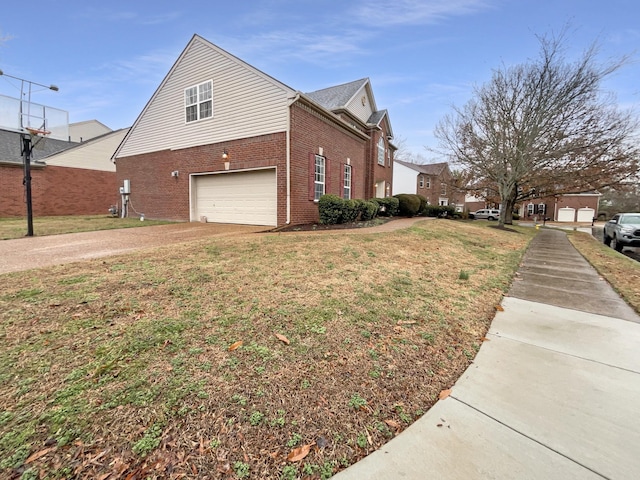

{"left": 345, "top": 86, "right": 374, "bottom": 124}
{"left": 117, "top": 37, "right": 294, "bottom": 158}
{"left": 68, "top": 120, "right": 112, "bottom": 142}
{"left": 45, "top": 129, "right": 127, "bottom": 172}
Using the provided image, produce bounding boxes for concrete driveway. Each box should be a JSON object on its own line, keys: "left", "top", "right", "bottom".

{"left": 0, "top": 223, "right": 268, "bottom": 274}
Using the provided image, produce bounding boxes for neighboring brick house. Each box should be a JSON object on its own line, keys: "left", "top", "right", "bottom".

{"left": 392, "top": 160, "right": 463, "bottom": 209}
{"left": 519, "top": 192, "right": 601, "bottom": 223}
{"left": 112, "top": 34, "right": 395, "bottom": 227}
{"left": 0, "top": 127, "right": 121, "bottom": 217}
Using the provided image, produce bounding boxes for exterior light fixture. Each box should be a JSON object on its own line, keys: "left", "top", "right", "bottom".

{"left": 222, "top": 149, "right": 230, "bottom": 170}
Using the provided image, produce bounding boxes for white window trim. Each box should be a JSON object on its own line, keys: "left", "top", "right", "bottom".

{"left": 343, "top": 164, "right": 352, "bottom": 200}
{"left": 425, "top": 177, "right": 431, "bottom": 189}
{"left": 419, "top": 175, "right": 424, "bottom": 188}
{"left": 185, "top": 80, "right": 213, "bottom": 123}
{"left": 314, "top": 155, "right": 325, "bottom": 202}
{"left": 527, "top": 203, "right": 535, "bottom": 215}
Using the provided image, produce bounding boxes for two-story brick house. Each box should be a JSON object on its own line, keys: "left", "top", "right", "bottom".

{"left": 113, "top": 35, "right": 395, "bottom": 227}
{"left": 392, "top": 160, "right": 463, "bottom": 208}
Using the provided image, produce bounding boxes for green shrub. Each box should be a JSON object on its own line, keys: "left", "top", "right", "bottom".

{"left": 422, "top": 205, "right": 456, "bottom": 218}
{"left": 318, "top": 195, "right": 344, "bottom": 225}
{"left": 373, "top": 197, "right": 400, "bottom": 217}
{"left": 512, "top": 213, "right": 520, "bottom": 220}
{"left": 394, "top": 194, "right": 421, "bottom": 217}
{"left": 417, "top": 195, "right": 428, "bottom": 215}
{"left": 342, "top": 199, "right": 360, "bottom": 223}
{"left": 359, "top": 200, "right": 378, "bottom": 221}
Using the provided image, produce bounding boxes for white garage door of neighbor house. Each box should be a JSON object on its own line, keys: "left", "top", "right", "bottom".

{"left": 193, "top": 169, "right": 277, "bottom": 226}
{"left": 576, "top": 208, "right": 595, "bottom": 222}
{"left": 557, "top": 207, "right": 576, "bottom": 222}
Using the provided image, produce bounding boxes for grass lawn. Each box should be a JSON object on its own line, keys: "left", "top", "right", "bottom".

{"left": 0, "top": 219, "right": 636, "bottom": 479}
{"left": 567, "top": 230, "right": 640, "bottom": 312}
{"left": 0, "top": 216, "right": 172, "bottom": 240}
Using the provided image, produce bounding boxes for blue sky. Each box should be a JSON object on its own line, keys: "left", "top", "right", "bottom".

{"left": 1, "top": 0, "right": 638, "bottom": 159}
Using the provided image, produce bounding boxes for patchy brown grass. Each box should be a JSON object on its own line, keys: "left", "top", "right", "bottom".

{"left": 0, "top": 216, "right": 172, "bottom": 240}
{"left": 0, "top": 220, "right": 534, "bottom": 479}
{"left": 568, "top": 231, "right": 640, "bottom": 314}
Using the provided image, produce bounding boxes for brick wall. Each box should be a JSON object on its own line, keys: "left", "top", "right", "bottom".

{"left": 368, "top": 129, "right": 394, "bottom": 199}
{"left": 0, "top": 164, "right": 118, "bottom": 217}
{"left": 116, "top": 105, "right": 391, "bottom": 227}
{"left": 116, "top": 133, "right": 287, "bottom": 223}
{"left": 290, "top": 103, "right": 367, "bottom": 225}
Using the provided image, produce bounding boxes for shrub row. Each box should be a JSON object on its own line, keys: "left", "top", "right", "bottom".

{"left": 318, "top": 195, "right": 380, "bottom": 225}
{"left": 318, "top": 193, "right": 457, "bottom": 225}
{"left": 393, "top": 194, "right": 456, "bottom": 218}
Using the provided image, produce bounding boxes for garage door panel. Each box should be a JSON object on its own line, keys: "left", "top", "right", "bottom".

{"left": 193, "top": 170, "right": 277, "bottom": 226}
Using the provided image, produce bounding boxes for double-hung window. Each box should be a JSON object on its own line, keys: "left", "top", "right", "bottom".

{"left": 377, "top": 138, "right": 385, "bottom": 165}
{"left": 314, "top": 155, "right": 325, "bottom": 201}
{"left": 343, "top": 164, "right": 352, "bottom": 200}
{"left": 419, "top": 176, "right": 424, "bottom": 188}
{"left": 185, "top": 80, "right": 213, "bottom": 123}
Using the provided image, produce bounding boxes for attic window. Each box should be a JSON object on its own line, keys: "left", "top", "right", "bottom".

{"left": 185, "top": 80, "right": 213, "bottom": 123}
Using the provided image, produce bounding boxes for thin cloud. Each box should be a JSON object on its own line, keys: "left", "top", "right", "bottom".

{"left": 74, "top": 7, "right": 181, "bottom": 26}
{"left": 352, "top": 0, "right": 494, "bottom": 27}
{"left": 223, "top": 29, "right": 368, "bottom": 68}
{"left": 105, "top": 50, "right": 177, "bottom": 84}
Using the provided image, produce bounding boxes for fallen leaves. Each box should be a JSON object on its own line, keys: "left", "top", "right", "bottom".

{"left": 287, "top": 442, "right": 315, "bottom": 462}
{"left": 495, "top": 305, "right": 504, "bottom": 311}
{"left": 274, "top": 333, "right": 290, "bottom": 345}
{"left": 438, "top": 389, "right": 452, "bottom": 400}
{"left": 25, "top": 446, "right": 56, "bottom": 464}
{"left": 228, "top": 341, "right": 243, "bottom": 351}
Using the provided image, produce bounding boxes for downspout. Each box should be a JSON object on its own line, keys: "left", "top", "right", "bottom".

{"left": 286, "top": 93, "right": 301, "bottom": 225}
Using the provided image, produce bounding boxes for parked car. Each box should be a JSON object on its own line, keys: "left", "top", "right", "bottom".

{"left": 470, "top": 209, "right": 500, "bottom": 221}
{"left": 603, "top": 213, "right": 640, "bottom": 252}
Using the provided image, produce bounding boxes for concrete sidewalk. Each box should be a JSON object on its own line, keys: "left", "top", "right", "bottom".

{"left": 334, "top": 228, "right": 640, "bottom": 479}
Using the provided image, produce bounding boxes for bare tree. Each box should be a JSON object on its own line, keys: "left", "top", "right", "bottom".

{"left": 435, "top": 32, "right": 640, "bottom": 226}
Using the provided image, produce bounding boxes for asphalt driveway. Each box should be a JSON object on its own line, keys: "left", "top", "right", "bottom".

{"left": 0, "top": 223, "right": 268, "bottom": 274}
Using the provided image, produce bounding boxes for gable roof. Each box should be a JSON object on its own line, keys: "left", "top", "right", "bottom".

{"left": 306, "top": 78, "right": 394, "bottom": 138}
{"left": 306, "top": 78, "right": 370, "bottom": 111}
{"left": 395, "top": 160, "right": 449, "bottom": 176}
{"left": 114, "top": 34, "right": 297, "bottom": 159}
{"left": 114, "top": 35, "right": 394, "bottom": 159}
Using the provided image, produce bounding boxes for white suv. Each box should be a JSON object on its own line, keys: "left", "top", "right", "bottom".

{"left": 471, "top": 209, "right": 500, "bottom": 221}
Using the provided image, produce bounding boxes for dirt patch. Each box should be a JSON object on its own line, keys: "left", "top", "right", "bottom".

{"left": 273, "top": 217, "right": 395, "bottom": 232}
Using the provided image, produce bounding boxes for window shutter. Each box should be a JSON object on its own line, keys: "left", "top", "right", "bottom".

{"left": 325, "top": 158, "right": 331, "bottom": 194}
{"left": 351, "top": 166, "right": 355, "bottom": 199}
{"left": 341, "top": 164, "right": 345, "bottom": 198}
{"left": 308, "top": 153, "right": 316, "bottom": 201}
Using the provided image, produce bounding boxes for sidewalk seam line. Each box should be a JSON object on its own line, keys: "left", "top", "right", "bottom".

{"left": 487, "top": 333, "right": 640, "bottom": 375}
{"left": 449, "top": 396, "right": 611, "bottom": 480}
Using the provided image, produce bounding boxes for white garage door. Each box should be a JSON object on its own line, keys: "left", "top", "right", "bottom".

{"left": 577, "top": 208, "right": 595, "bottom": 222}
{"left": 193, "top": 169, "right": 277, "bottom": 226}
{"left": 557, "top": 207, "right": 576, "bottom": 222}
